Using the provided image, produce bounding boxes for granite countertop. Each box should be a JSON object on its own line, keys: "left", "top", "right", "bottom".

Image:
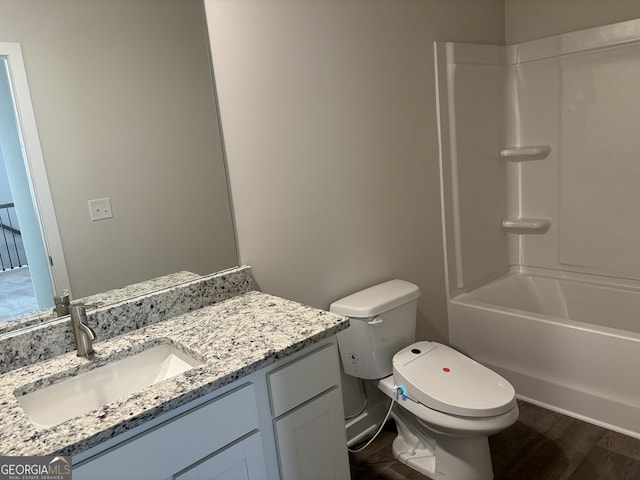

{"left": 0, "top": 271, "right": 202, "bottom": 335}
{"left": 0, "top": 291, "right": 349, "bottom": 458}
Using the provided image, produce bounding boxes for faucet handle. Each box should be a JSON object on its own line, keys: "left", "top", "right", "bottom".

{"left": 54, "top": 289, "right": 69, "bottom": 302}
{"left": 53, "top": 290, "right": 71, "bottom": 317}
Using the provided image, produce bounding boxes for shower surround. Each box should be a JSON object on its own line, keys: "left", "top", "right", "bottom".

{"left": 435, "top": 19, "right": 640, "bottom": 439}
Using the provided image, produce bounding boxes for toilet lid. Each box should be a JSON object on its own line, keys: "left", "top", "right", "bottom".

{"left": 392, "top": 341, "right": 516, "bottom": 417}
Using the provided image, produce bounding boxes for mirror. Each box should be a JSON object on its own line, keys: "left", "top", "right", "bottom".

{"left": 0, "top": 0, "right": 238, "bottom": 333}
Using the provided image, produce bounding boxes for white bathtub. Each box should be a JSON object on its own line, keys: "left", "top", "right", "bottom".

{"left": 448, "top": 268, "right": 640, "bottom": 439}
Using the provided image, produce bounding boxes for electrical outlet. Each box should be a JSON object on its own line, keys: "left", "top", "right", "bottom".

{"left": 88, "top": 197, "right": 113, "bottom": 221}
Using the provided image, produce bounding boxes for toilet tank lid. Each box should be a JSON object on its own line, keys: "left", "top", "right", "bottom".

{"left": 329, "top": 279, "right": 421, "bottom": 317}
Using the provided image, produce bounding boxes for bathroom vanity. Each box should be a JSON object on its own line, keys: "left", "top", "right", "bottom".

{"left": 72, "top": 338, "right": 348, "bottom": 480}
{"left": 0, "top": 267, "right": 351, "bottom": 479}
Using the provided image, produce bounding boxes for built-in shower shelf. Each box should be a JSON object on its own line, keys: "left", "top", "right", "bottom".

{"left": 500, "top": 145, "right": 551, "bottom": 162}
{"left": 502, "top": 217, "right": 551, "bottom": 234}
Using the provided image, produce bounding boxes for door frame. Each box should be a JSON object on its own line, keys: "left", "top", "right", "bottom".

{"left": 1, "top": 41, "right": 71, "bottom": 300}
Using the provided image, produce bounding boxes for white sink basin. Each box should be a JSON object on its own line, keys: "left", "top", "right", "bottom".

{"left": 16, "top": 343, "right": 203, "bottom": 430}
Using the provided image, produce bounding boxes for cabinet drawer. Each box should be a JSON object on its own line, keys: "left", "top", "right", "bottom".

{"left": 267, "top": 343, "right": 339, "bottom": 417}
{"left": 74, "top": 383, "right": 259, "bottom": 480}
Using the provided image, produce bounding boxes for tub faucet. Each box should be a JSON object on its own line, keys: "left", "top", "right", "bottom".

{"left": 69, "top": 305, "right": 96, "bottom": 358}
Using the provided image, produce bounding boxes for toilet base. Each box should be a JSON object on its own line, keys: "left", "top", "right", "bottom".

{"left": 390, "top": 405, "right": 494, "bottom": 480}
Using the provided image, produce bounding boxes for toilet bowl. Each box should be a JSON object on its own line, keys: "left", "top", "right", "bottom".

{"left": 378, "top": 341, "right": 518, "bottom": 479}
{"left": 330, "top": 280, "right": 518, "bottom": 480}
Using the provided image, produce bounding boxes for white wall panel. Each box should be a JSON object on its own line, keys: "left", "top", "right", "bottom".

{"left": 559, "top": 44, "right": 640, "bottom": 276}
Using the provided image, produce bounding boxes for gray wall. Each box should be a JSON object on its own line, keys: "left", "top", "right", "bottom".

{"left": 206, "top": 0, "right": 505, "bottom": 414}
{"left": 209, "top": 0, "right": 505, "bottom": 344}
{"left": 0, "top": 0, "right": 237, "bottom": 298}
{"left": 506, "top": 0, "right": 640, "bottom": 43}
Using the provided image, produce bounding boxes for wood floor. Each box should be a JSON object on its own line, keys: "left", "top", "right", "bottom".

{"left": 349, "top": 400, "right": 640, "bottom": 480}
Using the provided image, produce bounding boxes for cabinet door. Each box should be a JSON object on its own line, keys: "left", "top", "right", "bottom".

{"left": 274, "top": 388, "right": 350, "bottom": 480}
{"left": 174, "top": 432, "right": 266, "bottom": 480}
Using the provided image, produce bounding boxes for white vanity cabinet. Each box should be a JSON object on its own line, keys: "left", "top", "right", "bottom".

{"left": 72, "top": 339, "right": 350, "bottom": 480}
{"left": 267, "top": 344, "right": 350, "bottom": 480}
{"left": 273, "top": 387, "right": 349, "bottom": 479}
{"left": 174, "top": 433, "right": 266, "bottom": 480}
{"left": 73, "top": 383, "right": 266, "bottom": 480}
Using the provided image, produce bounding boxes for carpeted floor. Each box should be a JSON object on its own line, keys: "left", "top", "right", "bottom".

{"left": 0, "top": 266, "right": 37, "bottom": 319}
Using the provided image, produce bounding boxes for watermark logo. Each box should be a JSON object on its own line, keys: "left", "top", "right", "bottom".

{"left": 0, "top": 456, "right": 71, "bottom": 480}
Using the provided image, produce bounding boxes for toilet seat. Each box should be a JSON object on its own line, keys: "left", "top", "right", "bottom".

{"left": 393, "top": 341, "right": 516, "bottom": 417}
{"left": 377, "top": 376, "right": 519, "bottom": 438}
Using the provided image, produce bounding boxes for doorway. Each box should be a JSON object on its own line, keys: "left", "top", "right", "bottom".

{"left": 0, "top": 200, "right": 37, "bottom": 318}
{"left": 0, "top": 42, "right": 70, "bottom": 320}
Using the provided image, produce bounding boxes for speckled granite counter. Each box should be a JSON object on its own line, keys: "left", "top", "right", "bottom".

{"left": 0, "top": 290, "right": 349, "bottom": 458}
{"left": 0, "top": 271, "right": 202, "bottom": 335}
{"left": 0, "top": 266, "right": 253, "bottom": 375}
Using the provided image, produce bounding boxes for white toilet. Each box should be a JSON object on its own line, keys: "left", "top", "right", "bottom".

{"left": 330, "top": 279, "right": 518, "bottom": 480}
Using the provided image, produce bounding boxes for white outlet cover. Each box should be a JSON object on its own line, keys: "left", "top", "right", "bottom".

{"left": 88, "top": 197, "right": 113, "bottom": 221}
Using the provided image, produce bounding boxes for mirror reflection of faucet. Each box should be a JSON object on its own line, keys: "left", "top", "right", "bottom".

{"left": 53, "top": 291, "right": 70, "bottom": 317}
{"left": 69, "top": 305, "right": 96, "bottom": 359}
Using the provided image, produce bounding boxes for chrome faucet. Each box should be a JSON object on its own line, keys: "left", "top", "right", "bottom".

{"left": 53, "top": 291, "right": 70, "bottom": 317}
{"left": 69, "top": 305, "right": 96, "bottom": 358}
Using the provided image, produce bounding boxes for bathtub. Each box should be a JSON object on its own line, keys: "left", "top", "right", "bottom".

{"left": 448, "top": 268, "right": 640, "bottom": 439}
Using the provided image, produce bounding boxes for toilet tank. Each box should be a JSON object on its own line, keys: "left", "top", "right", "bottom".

{"left": 330, "top": 279, "right": 421, "bottom": 379}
